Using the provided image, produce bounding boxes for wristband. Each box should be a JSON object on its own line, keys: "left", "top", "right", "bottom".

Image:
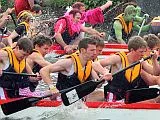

{"left": 49, "top": 84, "right": 57, "bottom": 91}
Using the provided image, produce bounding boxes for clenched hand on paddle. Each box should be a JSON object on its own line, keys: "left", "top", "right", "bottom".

{"left": 1, "top": 55, "right": 154, "bottom": 115}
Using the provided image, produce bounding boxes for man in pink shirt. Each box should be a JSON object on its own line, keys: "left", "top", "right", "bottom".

{"left": 66, "top": 1, "right": 113, "bottom": 25}
{"left": 54, "top": 9, "right": 105, "bottom": 53}
{"left": 63, "top": 1, "right": 112, "bottom": 45}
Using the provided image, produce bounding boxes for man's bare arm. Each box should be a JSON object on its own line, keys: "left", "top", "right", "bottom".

{"left": 140, "top": 69, "right": 160, "bottom": 86}
{"left": 40, "top": 59, "right": 72, "bottom": 85}
{"left": 81, "top": 26, "right": 104, "bottom": 38}
{"left": 7, "top": 30, "right": 19, "bottom": 47}
{"left": 28, "top": 0, "right": 34, "bottom": 8}
{"left": 54, "top": 33, "right": 67, "bottom": 48}
{"left": 92, "top": 54, "right": 121, "bottom": 74}
{"left": 113, "top": 20, "right": 126, "bottom": 44}
{"left": 26, "top": 62, "right": 34, "bottom": 74}
{"left": 100, "top": 1, "right": 112, "bottom": 11}
{"left": 27, "top": 53, "right": 51, "bottom": 68}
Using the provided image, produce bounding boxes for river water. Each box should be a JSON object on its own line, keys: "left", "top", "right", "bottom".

{"left": 0, "top": 103, "right": 160, "bottom": 120}
{"left": 1, "top": 52, "right": 160, "bottom": 120}
{"left": 1, "top": 4, "right": 160, "bottom": 120}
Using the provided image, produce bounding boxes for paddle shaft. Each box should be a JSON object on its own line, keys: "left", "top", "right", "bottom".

{"left": 138, "top": 18, "right": 146, "bottom": 36}
{"left": 10, "top": 13, "right": 17, "bottom": 27}
{"left": 54, "top": 53, "right": 66, "bottom": 58}
{"left": 2, "top": 71, "right": 37, "bottom": 77}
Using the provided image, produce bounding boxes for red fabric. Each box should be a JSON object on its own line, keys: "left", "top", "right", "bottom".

{"left": 54, "top": 16, "right": 81, "bottom": 36}
{"left": 14, "top": 0, "right": 31, "bottom": 16}
{"left": 48, "top": 44, "right": 62, "bottom": 52}
{"left": 65, "top": 7, "right": 104, "bottom": 25}
{"left": 81, "top": 7, "right": 104, "bottom": 25}
{"left": 36, "top": 100, "right": 160, "bottom": 109}
{"left": 54, "top": 19, "right": 67, "bottom": 34}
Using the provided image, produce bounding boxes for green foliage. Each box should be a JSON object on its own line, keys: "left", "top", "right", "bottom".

{"left": 43, "top": 0, "right": 122, "bottom": 9}
{"left": 1, "top": 0, "right": 14, "bottom": 11}
{"left": 1, "top": 0, "right": 7, "bottom": 6}
{"left": 1, "top": 0, "right": 7, "bottom": 10}
{"left": 43, "top": 0, "right": 73, "bottom": 8}
{"left": 82, "top": 0, "right": 121, "bottom": 10}
{"left": 1, "top": 0, "right": 122, "bottom": 10}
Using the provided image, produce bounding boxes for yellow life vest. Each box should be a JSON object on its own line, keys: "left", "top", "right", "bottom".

{"left": 151, "top": 16, "right": 160, "bottom": 23}
{"left": 72, "top": 50, "right": 99, "bottom": 62}
{"left": 117, "top": 51, "right": 141, "bottom": 83}
{"left": 17, "top": 10, "right": 31, "bottom": 20}
{"left": 69, "top": 52, "right": 92, "bottom": 83}
{"left": 32, "top": 49, "right": 42, "bottom": 55}
{"left": 2, "top": 47, "right": 26, "bottom": 73}
{"left": 115, "top": 14, "right": 133, "bottom": 34}
{"left": 18, "top": 21, "right": 30, "bottom": 33}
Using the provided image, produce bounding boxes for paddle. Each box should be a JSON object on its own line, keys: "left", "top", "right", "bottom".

{"left": 54, "top": 53, "right": 66, "bottom": 58}
{"left": 0, "top": 86, "right": 83, "bottom": 115}
{"left": 2, "top": 71, "right": 37, "bottom": 77}
{"left": 61, "top": 55, "right": 152, "bottom": 106}
{"left": 1, "top": 94, "right": 53, "bottom": 115}
{"left": 10, "top": 13, "right": 17, "bottom": 27}
{"left": 125, "top": 88, "right": 160, "bottom": 104}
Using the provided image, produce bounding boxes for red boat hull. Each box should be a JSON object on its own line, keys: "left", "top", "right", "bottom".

{"left": 1, "top": 99, "right": 160, "bottom": 109}
{"left": 49, "top": 43, "right": 129, "bottom": 55}
{"left": 36, "top": 100, "right": 160, "bottom": 109}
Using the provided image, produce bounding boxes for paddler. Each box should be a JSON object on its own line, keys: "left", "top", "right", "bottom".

{"left": 19, "top": 34, "right": 53, "bottom": 97}
{"left": 64, "top": 1, "right": 112, "bottom": 44}
{"left": 92, "top": 36, "right": 158, "bottom": 102}
{"left": 143, "top": 34, "right": 160, "bottom": 65}
{"left": 40, "top": 37, "right": 112, "bottom": 100}
{"left": 0, "top": 37, "right": 41, "bottom": 99}
{"left": 4, "top": 12, "right": 33, "bottom": 47}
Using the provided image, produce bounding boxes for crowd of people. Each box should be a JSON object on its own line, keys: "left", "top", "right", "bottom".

{"left": 0, "top": 0, "right": 160, "bottom": 103}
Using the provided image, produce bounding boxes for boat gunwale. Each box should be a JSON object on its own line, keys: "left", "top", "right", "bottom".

{"left": 35, "top": 100, "right": 160, "bottom": 109}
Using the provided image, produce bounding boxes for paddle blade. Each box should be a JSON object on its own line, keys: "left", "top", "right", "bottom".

{"left": 61, "top": 80, "right": 104, "bottom": 106}
{"left": 125, "top": 88, "right": 160, "bottom": 104}
{"left": 1, "top": 97, "right": 40, "bottom": 115}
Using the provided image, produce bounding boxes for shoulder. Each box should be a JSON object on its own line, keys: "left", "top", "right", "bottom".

{"left": 0, "top": 49, "right": 8, "bottom": 55}
{"left": 55, "top": 17, "right": 67, "bottom": 25}
{"left": 29, "top": 52, "right": 41, "bottom": 58}
{"left": 0, "top": 49, "right": 9, "bottom": 60}
{"left": 50, "top": 57, "right": 72, "bottom": 66}
{"left": 113, "top": 20, "right": 122, "bottom": 28}
{"left": 100, "top": 54, "right": 121, "bottom": 65}
{"left": 28, "top": 52, "right": 44, "bottom": 62}
{"left": 56, "top": 58, "right": 73, "bottom": 65}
